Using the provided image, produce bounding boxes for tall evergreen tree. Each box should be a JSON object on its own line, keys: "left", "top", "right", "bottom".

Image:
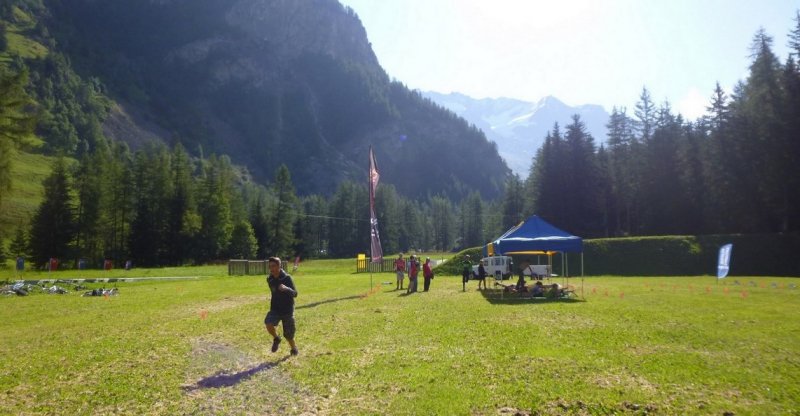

{"left": 327, "top": 181, "right": 362, "bottom": 257}
{"left": 789, "top": 10, "right": 800, "bottom": 58}
{"left": 561, "top": 115, "right": 601, "bottom": 237}
{"left": 268, "top": 164, "right": 298, "bottom": 258}
{"left": 103, "top": 142, "right": 134, "bottom": 262}
{"left": 459, "top": 191, "right": 484, "bottom": 248}
{"left": 250, "top": 197, "right": 269, "bottom": 259}
{"left": 738, "top": 29, "right": 788, "bottom": 231}
{"left": 195, "top": 155, "right": 234, "bottom": 263}
{"left": 298, "top": 194, "right": 328, "bottom": 258}
{"left": 604, "top": 106, "right": 638, "bottom": 235}
{"left": 128, "top": 145, "right": 173, "bottom": 266}
{"left": 9, "top": 227, "right": 28, "bottom": 258}
{"left": 528, "top": 124, "right": 566, "bottom": 222}
{"left": 375, "top": 183, "right": 401, "bottom": 255}
{"left": 634, "top": 87, "right": 656, "bottom": 142}
{"left": 28, "top": 158, "right": 76, "bottom": 268}
{"left": 639, "top": 103, "right": 687, "bottom": 234}
{"left": 501, "top": 174, "right": 525, "bottom": 230}
{"left": 780, "top": 55, "right": 800, "bottom": 231}
{"left": 166, "top": 143, "right": 198, "bottom": 265}
{"left": 430, "top": 195, "right": 454, "bottom": 251}
{"left": 73, "top": 149, "right": 106, "bottom": 264}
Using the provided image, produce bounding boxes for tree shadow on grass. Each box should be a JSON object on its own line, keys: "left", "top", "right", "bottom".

{"left": 296, "top": 295, "right": 361, "bottom": 309}
{"left": 182, "top": 356, "right": 290, "bottom": 392}
{"left": 479, "top": 289, "right": 586, "bottom": 305}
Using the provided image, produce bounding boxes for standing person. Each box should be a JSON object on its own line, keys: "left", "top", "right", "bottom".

{"left": 461, "top": 255, "right": 472, "bottom": 292}
{"left": 477, "top": 260, "right": 487, "bottom": 290}
{"left": 407, "top": 255, "right": 419, "bottom": 293}
{"left": 423, "top": 257, "right": 434, "bottom": 292}
{"left": 394, "top": 254, "right": 406, "bottom": 290}
{"left": 264, "top": 257, "right": 299, "bottom": 356}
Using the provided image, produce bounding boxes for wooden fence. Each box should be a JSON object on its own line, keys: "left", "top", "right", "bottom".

{"left": 355, "top": 258, "right": 396, "bottom": 273}
{"left": 228, "top": 260, "right": 288, "bottom": 276}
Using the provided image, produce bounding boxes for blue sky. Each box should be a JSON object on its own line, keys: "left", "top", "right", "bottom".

{"left": 338, "top": 0, "right": 798, "bottom": 119}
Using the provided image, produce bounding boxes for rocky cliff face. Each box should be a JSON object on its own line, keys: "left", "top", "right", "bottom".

{"left": 51, "top": 0, "right": 509, "bottom": 199}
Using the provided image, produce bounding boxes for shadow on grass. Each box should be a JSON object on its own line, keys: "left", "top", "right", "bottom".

{"left": 183, "top": 356, "right": 290, "bottom": 392}
{"left": 296, "top": 295, "right": 362, "bottom": 309}
{"left": 479, "top": 289, "right": 586, "bottom": 305}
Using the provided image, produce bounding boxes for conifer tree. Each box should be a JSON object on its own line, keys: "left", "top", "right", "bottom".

{"left": 28, "top": 158, "right": 76, "bottom": 268}
{"left": 166, "top": 143, "right": 197, "bottom": 265}
{"left": 195, "top": 155, "right": 234, "bottom": 263}
{"left": 298, "top": 194, "right": 328, "bottom": 258}
{"left": 328, "top": 181, "right": 361, "bottom": 257}
{"left": 459, "top": 191, "right": 484, "bottom": 248}
{"left": 501, "top": 174, "right": 525, "bottom": 231}
{"left": 250, "top": 197, "right": 269, "bottom": 258}
{"left": 430, "top": 195, "right": 455, "bottom": 251}
{"left": 268, "top": 164, "right": 298, "bottom": 258}
{"left": 634, "top": 87, "right": 656, "bottom": 142}
{"left": 789, "top": 10, "right": 800, "bottom": 58}
{"left": 739, "top": 29, "right": 788, "bottom": 231}
{"left": 9, "top": 227, "right": 28, "bottom": 258}
{"left": 375, "top": 183, "right": 401, "bottom": 254}
{"left": 604, "top": 107, "right": 638, "bottom": 235}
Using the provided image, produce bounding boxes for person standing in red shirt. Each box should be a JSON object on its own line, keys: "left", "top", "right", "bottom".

{"left": 407, "top": 255, "right": 419, "bottom": 294}
{"left": 394, "top": 254, "right": 406, "bottom": 290}
{"left": 423, "top": 257, "right": 434, "bottom": 292}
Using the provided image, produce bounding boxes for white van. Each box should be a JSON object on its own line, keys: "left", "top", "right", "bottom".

{"left": 472, "top": 256, "right": 552, "bottom": 280}
{"left": 472, "top": 256, "right": 513, "bottom": 280}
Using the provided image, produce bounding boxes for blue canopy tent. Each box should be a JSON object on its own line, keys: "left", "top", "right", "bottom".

{"left": 483, "top": 216, "right": 584, "bottom": 287}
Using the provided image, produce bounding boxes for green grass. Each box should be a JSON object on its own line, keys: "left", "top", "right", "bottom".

{"left": 1, "top": 260, "right": 798, "bottom": 415}
{"left": 0, "top": 151, "right": 53, "bottom": 241}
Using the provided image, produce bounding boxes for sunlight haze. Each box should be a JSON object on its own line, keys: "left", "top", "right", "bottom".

{"left": 339, "top": 0, "right": 797, "bottom": 119}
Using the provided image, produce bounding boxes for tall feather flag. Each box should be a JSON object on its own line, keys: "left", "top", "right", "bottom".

{"left": 369, "top": 146, "right": 383, "bottom": 263}
{"left": 717, "top": 243, "right": 733, "bottom": 278}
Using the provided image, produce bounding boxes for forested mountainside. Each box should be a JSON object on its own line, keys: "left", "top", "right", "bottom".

{"left": 22, "top": 0, "right": 511, "bottom": 199}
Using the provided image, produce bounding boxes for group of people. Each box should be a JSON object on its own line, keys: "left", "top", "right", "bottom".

{"left": 503, "top": 262, "right": 566, "bottom": 298}
{"left": 394, "top": 254, "right": 434, "bottom": 293}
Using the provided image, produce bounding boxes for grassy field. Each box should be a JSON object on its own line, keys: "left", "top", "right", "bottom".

{"left": 1, "top": 259, "right": 798, "bottom": 415}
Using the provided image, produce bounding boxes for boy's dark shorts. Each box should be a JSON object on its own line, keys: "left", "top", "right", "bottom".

{"left": 264, "top": 311, "right": 296, "bottom": 340}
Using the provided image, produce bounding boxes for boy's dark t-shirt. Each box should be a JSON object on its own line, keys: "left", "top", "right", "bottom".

{"left": 267, "top": 270, "right": 297, "bottom": 314}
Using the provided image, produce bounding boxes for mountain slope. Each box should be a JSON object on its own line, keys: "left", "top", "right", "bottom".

{"left": 43, "top": 0, "right": 510, "bottom": 199}
{"left": 423, "top": 92, "right": 609, "bottom": 175}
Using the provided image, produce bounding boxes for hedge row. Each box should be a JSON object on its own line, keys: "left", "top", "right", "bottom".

{"left": 572, "top": 233, "right": 800, "bottom": 276}
{"left": 437, "top": 234, "right": 800, "bottom": 277}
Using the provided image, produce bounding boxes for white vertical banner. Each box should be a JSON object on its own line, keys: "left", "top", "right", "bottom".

{"left": 717, "top": 243, "right": 733, "bottom": 279}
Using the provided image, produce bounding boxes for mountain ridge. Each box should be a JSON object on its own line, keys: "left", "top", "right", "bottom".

{"left": 423, "top": 91, "right": 609, "bottom": 175}
{"left": 40, "top": 0, "right": 510, "bottom": 199}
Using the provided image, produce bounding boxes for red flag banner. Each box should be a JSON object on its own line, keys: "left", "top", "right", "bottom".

{"left": 369, "top": 146, "right": 383, "bottom": 263}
